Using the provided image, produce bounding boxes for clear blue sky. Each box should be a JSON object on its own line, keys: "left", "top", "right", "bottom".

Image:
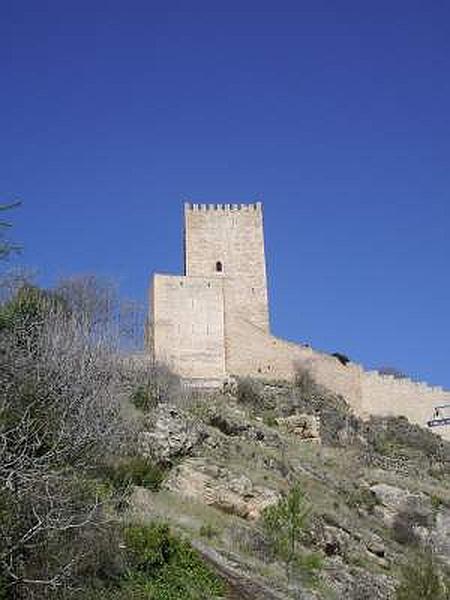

{"left": 2, "top": 1, "right": 449, "bottom": 388}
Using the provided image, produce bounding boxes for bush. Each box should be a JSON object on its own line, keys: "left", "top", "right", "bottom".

{"left": 236, "top": 377, "right": 263, "bottom": 408}
{"left": 293, "top": 551, "right": 323, "bottom": 586}
{"left": 293, "top": 364, "right": 316, "bottom": 400}
{"left": 395, "top": 546, "right": 449, "bottom": 600}
{"left": 130, "top": 363, "right": 182, "bottom": 411}
{"left": 367, "top": 416, "right": 450, "bottom": 467}
{"left": 392, "top": 503, "right": 433, "bottom": 546}
{"left": 0, "top": 283, "right": 133, "bottom": 597}
{"left": 199, "top": 523, "right": 220, "bottom": 540}
{"left": 73, "top": 522, "right": 226, "bottom": 600}
{"left": 99, "top": 456, "right": 167, "bottom": 492}
{"left": 130, "top": 385, "right": 158, "bottom": 412}
{"left": 123, "top": 523, "right": 225, "bottom": 599}
{"left": 343, "top": 485, "right": 380, "bottom": 514}
{"left": 331, "top": 352, "right": 350, "bottom": 366}
{"left": 262, "top": 410, "right": 278, "bottom": 428}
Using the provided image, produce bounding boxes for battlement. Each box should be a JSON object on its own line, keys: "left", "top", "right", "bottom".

{"left": 184, "top": 202, "right": 262, "bottom": 213}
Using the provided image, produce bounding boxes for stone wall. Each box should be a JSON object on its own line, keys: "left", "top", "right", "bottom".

{"left": 359, "top": 370, "right": 450, "bottom": 441}
{"left": 224, "top": 315, "right": 364, "bottom": 414}
{"left": 150, "top": 274, "right": 226, "bottom": 379}
{"left": 225, "top": 316, "right": 450, "bottom": 440}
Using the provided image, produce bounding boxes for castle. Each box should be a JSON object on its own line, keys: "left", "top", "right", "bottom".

{"left": 149, "top": 203, "right": 450, "bottom": 440}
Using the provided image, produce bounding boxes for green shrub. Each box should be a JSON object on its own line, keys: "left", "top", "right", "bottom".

{"left": 0, "top": 575, "right": 7, "bottom": 600}
{"left": 76, "top": 522, "right": 226, "bottom": 599}
{"left": 395, "top": 547, "right": 449, "bottom": 600}
{"left": 431, "top": 494, "right": 445, "bottom": 511}
{"left": 344, "top": 485, "right": 380, "bottom": 514}
{"left": 293, "top": 365, "right": 317, "bottom": 400}
{"left": 236, "top": 377, "right": 263, "bottom": 408}
{"left": 262, "top": 410, "right": 278, "bottom": 427}
{"left": 100, "top": 457, "right": 167, "bottom": 492}
{"left": 392, "top": 504, "right": 433, "bottom": 546}
{"left": 123, "top": 523, "right": 225, "bottom": 599}
{"left": 199, "top": 523, "right": 220, "bottom": 540}
{"left": 129, "top": 365, "right": 183, "bottom": 411}
{"left": 130, "top": 385, "right": 158, "bottom": 412}
{"left": 294, "top": 551, "right": 323, "bottom": 585}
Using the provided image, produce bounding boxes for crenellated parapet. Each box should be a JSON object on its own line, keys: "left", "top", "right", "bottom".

{"left": 184, "top": 202, "right": 262, "bottom": 212}
{"left": 363, "top": 369, "right": 446, "bottom": 393}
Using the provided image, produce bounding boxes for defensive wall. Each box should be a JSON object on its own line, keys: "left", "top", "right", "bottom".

{"left": 151, "top": 273, "right": 226, "bottom": 380}
{"left": 149, "top": 202, "right": 450, "bottom": 441}
{"left": 223, "top": 315, "right": 450, "bottom": 440}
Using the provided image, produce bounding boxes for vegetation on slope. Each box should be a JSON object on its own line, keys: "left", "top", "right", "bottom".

{"left": 0, "top": 278, "right": 224, "bottom": 600}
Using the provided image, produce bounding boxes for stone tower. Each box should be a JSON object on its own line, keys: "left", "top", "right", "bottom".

{"left": 149, "top": 202, "right": 269, "bottom": 380}
{"left": 185, "top": 202, "right": 269, "bottom": 331}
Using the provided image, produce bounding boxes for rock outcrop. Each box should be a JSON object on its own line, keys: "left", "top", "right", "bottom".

{"left": 138, "top": 404, "right": 207, "bottom": 465}
{"left": 164, "top": 457, "right": 280, "bottom": 520}
{"left": 276, "top": 414, "right": 320, "bottom": 442}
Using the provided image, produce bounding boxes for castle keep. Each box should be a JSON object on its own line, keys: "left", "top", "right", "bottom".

{"left": 149, "top": 203, "right": 450, "bottom": 440}
{"left": 150, "top": 202, "right": 268, "bottom": 380}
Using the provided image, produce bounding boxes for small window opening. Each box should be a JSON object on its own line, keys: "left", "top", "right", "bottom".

{"left": 216, "top": 261, "right": 223, "bottom": 272}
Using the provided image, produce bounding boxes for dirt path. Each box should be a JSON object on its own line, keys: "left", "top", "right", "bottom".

{"left": 192, "top": 540, "right": 288, "bottom": 600}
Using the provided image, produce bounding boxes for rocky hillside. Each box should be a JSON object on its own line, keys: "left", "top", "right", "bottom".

{"left": 128, "top": 372, "right": 450, "bottom": 599}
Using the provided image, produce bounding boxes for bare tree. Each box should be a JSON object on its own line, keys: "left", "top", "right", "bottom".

{"left": 0, "top": 201, "right": 21, "bottom": 260}
{"left": 0, "top": 285, "right": 136, "bottom": 597}
{"left": 56, "top": 274, "right": 145, "bottom": 351}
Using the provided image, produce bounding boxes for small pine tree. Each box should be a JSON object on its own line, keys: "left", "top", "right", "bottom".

{"left": 262, "top": 483, "right": 311, "bottom": 582}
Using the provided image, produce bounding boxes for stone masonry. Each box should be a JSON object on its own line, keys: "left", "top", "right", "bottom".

{"left": 149, "top": 203, "right": 450, "bottom": 440}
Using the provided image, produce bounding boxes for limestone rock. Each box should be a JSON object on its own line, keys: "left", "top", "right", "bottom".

{"left": 138, "top": 404, "right": 207, "bottom": 466}
{"left": 365, "top": 534, "right": 386, "bottom": 558}
{"left": 369, "top": 483, "right": 432, "bottom": 529}
{"left": 323, "top": 557, "right": 395, "bottom": 600}
{"left": 207, "top": 410, "right": 282, "bottom": 447}
{"left": 322, "top": 524, "right": 351, "bottom": 557}
{"left": 163, "top": 457, "right": 280, "bottom": 520}
{"left": 370, "top": 483, "right": 413, "bottom": 513}
{"left": 276, "top": 413, "right": 320, "bottom": 442}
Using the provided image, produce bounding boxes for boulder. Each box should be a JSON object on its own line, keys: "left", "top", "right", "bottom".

{"left": 369, "top": 483, "right": 439, "bottom": 550}
{"left": 365, "top": 534, "right": 386, "bottom": 558}
{"left": 323, "top": 557, "right": 395, "bottom": 600}
{"left": 207, "top": 410, "right": 281, "bottom": 447}
{"left": 164, "top": 457, "right": 280, "bottom": 520}
{"left": 138, "top": 404, "right": 207, "bottom": 465}
{"left": 276, "top": 414, "right": 320, "bottom": 442}
{"left": 370, "top": 483, "right": 413, "bottom": 514}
